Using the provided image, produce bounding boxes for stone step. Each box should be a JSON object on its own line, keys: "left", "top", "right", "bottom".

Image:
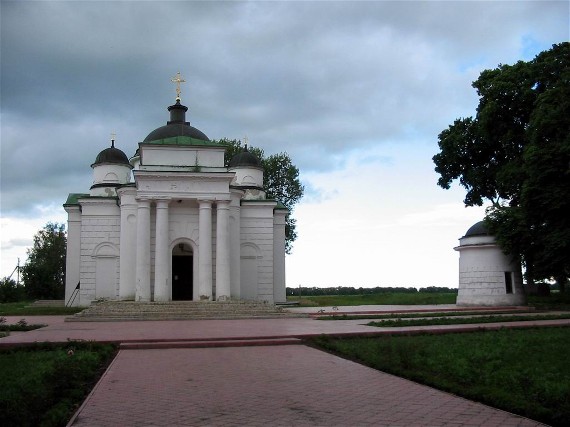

{"left": 120, "top": 337, "right": 301, "bottom": 350}
{"left": 66, "top": 300, "right": 306, "bottom": 322}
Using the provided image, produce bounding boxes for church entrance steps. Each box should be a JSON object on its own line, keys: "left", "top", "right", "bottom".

{"left": 66, "top": 300, "right": 308, "bottom": 322}
{"left": 119, "top": 337, "right": 302, "bottom": 350}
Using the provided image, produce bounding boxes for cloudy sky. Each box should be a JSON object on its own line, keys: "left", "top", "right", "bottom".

{"left": 1, "top": 0, "right": 568, "bottom": 288}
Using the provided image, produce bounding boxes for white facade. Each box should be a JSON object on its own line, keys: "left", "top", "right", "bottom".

{"left": 64, "top": 100, "right": 287, "bottom": 307}
{"left": 455, "top": 221, "right": 526, "bottom": 306}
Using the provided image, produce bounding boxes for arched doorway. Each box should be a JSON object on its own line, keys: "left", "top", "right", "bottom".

{"left": 172, "top": 242, "right": 193, "bottom": 300}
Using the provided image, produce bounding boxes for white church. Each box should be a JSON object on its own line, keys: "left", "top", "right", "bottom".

{"left": 64, "top": 82, "right": 287, "bottom": 307}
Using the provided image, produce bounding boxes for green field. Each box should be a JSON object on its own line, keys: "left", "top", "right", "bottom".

{"left": 287, "top": 292, "right": 457, "bottom": 306}
{"left": 311, "top": 327, "right": 570, "bottom": 426}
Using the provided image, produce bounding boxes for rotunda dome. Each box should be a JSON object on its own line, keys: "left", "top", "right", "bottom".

{"left": 143, "top": 100, "right": 209, "bottom": 142}
{"left": 463, "top": 221, "right": 490, "bottom": 238}
{"left": 92, "top": 142, "right": 130, "bottom": 167}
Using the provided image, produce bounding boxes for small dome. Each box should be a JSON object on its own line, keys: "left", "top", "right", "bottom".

{"left": 229, "top": 147, "right": 262, "bottom": 168}
{"left": 143, "top": 100, "right": 209, "bottom": 143}
{"left": 464, "top": 221, "right": 491, "bottom": 237}
{"left": 92, "top": 143, "right": 130, "bottom": 167}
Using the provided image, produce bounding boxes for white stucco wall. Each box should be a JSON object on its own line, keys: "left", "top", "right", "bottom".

{"left": 77, "top": 199, "right": 121, "bottom": 306}
{"left": 141, "top": 145, "right": 225, "bottom": 168}
{"left": 240, "top": 201, "right": 277, "bottom": 302}
{"left": 91, "top": 164, "right": 132, "bottom": 196}
{"left": 64, "top": 206, "right": 82, "bottom": 306}
{"left": 229, "top": 167, "right": 263, "bottom": 188}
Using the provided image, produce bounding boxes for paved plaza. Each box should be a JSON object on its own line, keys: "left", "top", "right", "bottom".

{"left": 2, "top": 305, "right": 563, "bottom": 426}
{"left": 70, "top": 345, "right": 544, "bottom": 427}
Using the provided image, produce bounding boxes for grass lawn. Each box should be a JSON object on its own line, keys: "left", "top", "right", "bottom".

{"left": 0, "top": 318, "right": 47, "bottom": 338}
{"left": 0, "top": 342, "right": 116, "bottom": 427}
{"left": 0, "top": 301, "right": 83, "bottom": 316}
{"left": 310, "top": 327, "right": 570, "bottom": 426}
{"left": 366, "top": 313, "right": 570, "bottom": 327}
{"left": 528, "top": 292, "right": 570, "bottom": 310}
{"left": 287, "top": 292, "right": 457, "bottom": 306}
{"left": 317, "top": 309, "right": 536, "bottom": 320}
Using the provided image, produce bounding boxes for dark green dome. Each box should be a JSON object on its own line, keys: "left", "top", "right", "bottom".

{"left": 464, "top": 221, "right": 491, "bottom": 237}
{"left": 143, "top": 100, "right": 209, "bottom": 143}
{"left": 92, "top": 142, "right": 130, "bottom": 167}
{"left": 229, "top": 146, "right": 261, "bottom": 168}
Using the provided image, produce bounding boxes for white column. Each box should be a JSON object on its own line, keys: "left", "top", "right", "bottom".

{"left": 198, "top": 200, "right": 213, "bottom": 300}
{"left": 154, "top": 199, "right": 170, "bottom": 302}
{"left": 273, "top": 208, "right": 288, "bottom": 303}
{"left": 118, "top": 188, "right": 137, "bottom": 300}
{"left": 215, "top": 200, "right": 231, "bottom": 301}
{"left": 229, "top": 190, "right": 243, "bottom": 299}
{"left": 135, "top": 199, "right": 151, "bottom": 301}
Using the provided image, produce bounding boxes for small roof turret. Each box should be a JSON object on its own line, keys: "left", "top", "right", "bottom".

{"left": 229, "top": 145, "right": 262, "bottom": 168}
{"left": 92, "top": 138, "right": 131, "bottom": 168}
{"left": 143, "top": 100, "right": 209, "bottom": 142}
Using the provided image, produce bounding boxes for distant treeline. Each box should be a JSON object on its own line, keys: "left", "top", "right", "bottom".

{"left": 286, "top": 286, "right": 458, "bottom": 296}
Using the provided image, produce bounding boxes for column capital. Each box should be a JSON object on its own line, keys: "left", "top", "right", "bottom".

{"left": 198, "top": 199, "right": 213, "bottom": 207}
{"left": 216, "top": 199, "right": 231, "bottom": 210}
{"left": 155, "top": 199, "right": 171, "bottom": 208}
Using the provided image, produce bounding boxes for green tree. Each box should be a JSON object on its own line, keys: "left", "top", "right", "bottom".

{"left": 21, "top": 222, "right": 67, "bottom": 299}
{"left": 216, "top": 138, "right": 304, "bottom": 253}
{"left": 433, "top": 42, "right": 570, "bottom": 287}
{"left": 0, "top": 278, "right": 26, "bottom": 302}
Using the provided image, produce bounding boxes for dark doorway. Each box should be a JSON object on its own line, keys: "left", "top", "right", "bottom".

{"left": 172, "top": 247, "right": 193, "bottom": 300}
{"left": 504, "top": 272, "right": 513, "bottom": 294}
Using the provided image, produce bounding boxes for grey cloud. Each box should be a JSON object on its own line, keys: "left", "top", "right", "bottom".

{"left": 2, "top": 237, "right": 33, "bottom": 251}
{"left": 1, "top": 0, "right": 567, "bottom": 216}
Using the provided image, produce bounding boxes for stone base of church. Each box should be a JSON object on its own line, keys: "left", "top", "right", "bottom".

{"left": 66, "top": 300, "right": 307, "bottom": 322}
{"left": 456, "top": 292, "right": 527, "bottom": 307}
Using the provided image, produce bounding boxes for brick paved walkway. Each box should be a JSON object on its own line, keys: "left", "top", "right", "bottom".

{"left": 70, "top": 345, "right": 544, "bottom": 427}
{"left": 2, "top": 307, "right": 561, "bottom": 426}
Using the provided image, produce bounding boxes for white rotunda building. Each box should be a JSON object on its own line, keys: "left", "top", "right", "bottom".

{"left": 455, "top": 221, "right": 526, "bottom": 306}
{"left": 64, "top": 94, "right": 287, "bottom": 307}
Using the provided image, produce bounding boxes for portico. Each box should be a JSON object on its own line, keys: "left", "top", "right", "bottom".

{"left": 130, "top": 195, "right": 234, "bottom": 302}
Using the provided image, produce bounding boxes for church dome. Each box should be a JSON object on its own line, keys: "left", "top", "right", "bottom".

{"left": 143, "top": 100, "right": 209, "bottom": 142}
{"left": 92, "top": 142, "right": 130, "bottom": 167}
{"left": 463, "top": 221, "right": 491, "bottom": 238}
{"left": 229, "top": 146, "right": 262, "bottom": 168}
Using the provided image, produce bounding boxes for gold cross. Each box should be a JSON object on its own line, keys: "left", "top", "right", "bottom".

{"left": 243, "top": 135, "right": 249, "bottom": 149}
{"left": 171, "top": 71, "right": 186, "bottom": 101}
